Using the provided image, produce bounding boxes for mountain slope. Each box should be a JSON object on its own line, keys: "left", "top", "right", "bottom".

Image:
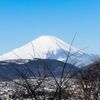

{"left": 0, "top": 36, "right": 92, "bottom": 66}
{"left": 0, "top": 59, "right": 79, "bottom": 80}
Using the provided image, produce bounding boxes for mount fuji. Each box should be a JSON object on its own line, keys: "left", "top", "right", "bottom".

{"left": 0, "top": 36, "right": 93, "bottom": 66}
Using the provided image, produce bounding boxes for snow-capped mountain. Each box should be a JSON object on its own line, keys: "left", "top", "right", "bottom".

{"left": 0, "top": 36, "right": 92, "bottom": 66}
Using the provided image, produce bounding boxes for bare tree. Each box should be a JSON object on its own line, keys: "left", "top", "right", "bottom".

{"left": 1, "top": 34, "right": 97, "bottom": 100}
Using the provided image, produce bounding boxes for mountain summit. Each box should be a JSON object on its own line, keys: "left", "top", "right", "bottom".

{"left": 0, "top": 36, "right": 92, "bottom": 66}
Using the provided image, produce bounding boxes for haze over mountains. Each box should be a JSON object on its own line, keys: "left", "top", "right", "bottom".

{"left": 0, "top": 36, "right": 93, "bottom": 66}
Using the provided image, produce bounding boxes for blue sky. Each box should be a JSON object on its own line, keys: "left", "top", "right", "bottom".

{"left": 0, "top": 0, "right": 100, "bottom": 55}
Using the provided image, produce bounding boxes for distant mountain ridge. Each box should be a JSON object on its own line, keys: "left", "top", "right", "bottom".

{"left": 0, "top": 59, "right": 79, "bottom": 81}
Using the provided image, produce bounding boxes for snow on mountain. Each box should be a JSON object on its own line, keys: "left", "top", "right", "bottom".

{"left": 0, "top": 36, "right": 92, "bottom": 66}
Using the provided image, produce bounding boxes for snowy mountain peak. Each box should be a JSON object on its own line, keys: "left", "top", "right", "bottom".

{"left": 0, "top": 35, "right": 87, "bottom": 66}
{"left": 31, "top": 35, "right": 79, "bottom": 53}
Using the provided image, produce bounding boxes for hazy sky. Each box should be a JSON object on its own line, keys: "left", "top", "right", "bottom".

{"left": 0, "top": 0, "right": 100, "bottom": 55}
